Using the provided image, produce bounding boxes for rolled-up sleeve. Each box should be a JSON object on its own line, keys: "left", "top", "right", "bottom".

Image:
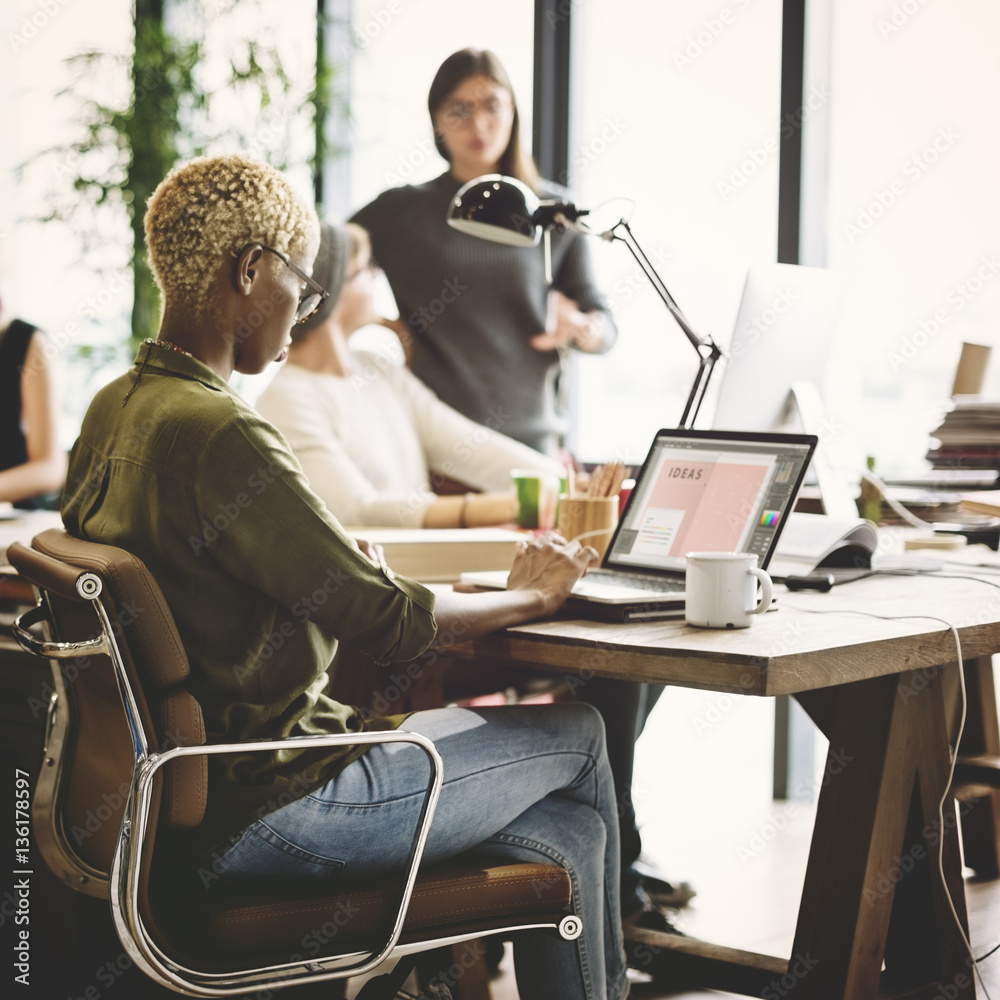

{"left": 194, "top": 411, "right": 438, "bottom": 665}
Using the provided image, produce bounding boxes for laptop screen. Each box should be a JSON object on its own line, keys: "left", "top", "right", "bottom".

{"left": 603, "top": 429, "right": 818, "bottom": 575}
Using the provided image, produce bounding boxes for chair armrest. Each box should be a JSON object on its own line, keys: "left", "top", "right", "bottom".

{"left": 113, "top": 730, "right": 444, "bottom": 993}
{"left": 11, "top": 602, "right": 107, "bottom": 658}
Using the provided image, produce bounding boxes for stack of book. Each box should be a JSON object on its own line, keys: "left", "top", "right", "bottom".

{"left": 927, "top": 398, "right": 1000, "bottom": 469}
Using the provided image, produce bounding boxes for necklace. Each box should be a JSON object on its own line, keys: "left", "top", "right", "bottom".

{"left": 122, "top": 339, "right": 196, "bottom": 407}
{"left": 146, "top": 338, "right": 195, "bottom": 359}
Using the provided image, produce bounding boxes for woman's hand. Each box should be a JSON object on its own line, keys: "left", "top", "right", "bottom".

{"left": 433, "top": 532, "right": 598, "bottom": 641}
{"left": 530, "top": 291, "right": 607, "bottom": 353}
{"left": 506, "top": 531, "right": 599, "bottom": 617}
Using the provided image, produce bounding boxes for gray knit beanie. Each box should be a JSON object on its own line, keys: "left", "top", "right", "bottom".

{"left": 292, "top": 222, "right": 351, "bottom": 340}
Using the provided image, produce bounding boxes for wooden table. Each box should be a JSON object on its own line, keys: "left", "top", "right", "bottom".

{"left": 448, "top": 571, "right": 1000, "bottom": 999}
{"left": 0, "top": 510, "right": 62, "bottom": 605}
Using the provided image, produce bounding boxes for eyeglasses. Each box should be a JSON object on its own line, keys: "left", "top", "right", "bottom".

{"left": 259, "top": 245, "right": 329, "bottom": 323}
{"left": 440, "top": 95, "right": 512, "bottom": 130}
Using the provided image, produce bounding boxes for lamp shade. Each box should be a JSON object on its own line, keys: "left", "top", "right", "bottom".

{"left": 446, "top": 174, "right": 541, "bottom": 247}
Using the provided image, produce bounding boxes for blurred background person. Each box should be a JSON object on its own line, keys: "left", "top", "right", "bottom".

{"left": 0, "top": 283, "right": 66, "bottom": 508}
{"left": 350, "top": 47, "right": 616, "bottom": 459}
{"left": 352, "top": 48, "right": 687, "bottom": 934}
{"left": 256, "top": 221, "right": 567, "bottom": 528}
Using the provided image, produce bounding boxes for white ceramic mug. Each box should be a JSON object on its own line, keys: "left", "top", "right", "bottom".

{"left": 684, "top": 552, "right": 773, "bottom": 629}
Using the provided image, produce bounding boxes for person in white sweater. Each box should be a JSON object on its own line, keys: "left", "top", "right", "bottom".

{"left": 255, "top": 222, "right": 566, "bottom": 528}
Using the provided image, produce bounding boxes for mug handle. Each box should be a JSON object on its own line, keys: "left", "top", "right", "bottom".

{"left": 748, "top": 567, "right": 773, "bottom": 615}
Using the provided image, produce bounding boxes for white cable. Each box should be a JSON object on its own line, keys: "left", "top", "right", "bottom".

{"left": 569, "top": 527, "right": 614, "bottom": 545}
{"left": 783, "top": 601, "right": 991, "bottom": 997}
{"left": 860, "top": 467, "right": 938, "bottom": 530}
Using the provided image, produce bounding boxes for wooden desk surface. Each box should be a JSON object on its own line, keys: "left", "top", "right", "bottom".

{"left": 451, "top": 568, "right": 999, "bottom": 997}
{"left": 0, "top": 510, "right": 63, "bottom": 606}
{"left": 451, "top": 570, "right": 1000, "bottom": 696}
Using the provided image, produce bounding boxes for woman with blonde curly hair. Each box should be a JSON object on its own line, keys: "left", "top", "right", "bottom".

{"left": 61, "top": 154, "right": 628, "bottom": 1000}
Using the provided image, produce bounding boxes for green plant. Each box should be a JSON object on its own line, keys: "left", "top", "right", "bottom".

{"left": 32, "top": 0, "right": 325, "bottom": 348}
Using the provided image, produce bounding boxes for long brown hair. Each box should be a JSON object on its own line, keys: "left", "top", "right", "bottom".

{"left": 428, "top": 48, "right": 541, "bottom": 194}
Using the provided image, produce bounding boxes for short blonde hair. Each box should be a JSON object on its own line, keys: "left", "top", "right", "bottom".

{"left": 144, "top": 155, "right": 319, "bottom": 315}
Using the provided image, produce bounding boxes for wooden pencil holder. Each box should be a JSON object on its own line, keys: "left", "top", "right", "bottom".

{"left": 557, "top": 496, "right": 619, "bottom": 560}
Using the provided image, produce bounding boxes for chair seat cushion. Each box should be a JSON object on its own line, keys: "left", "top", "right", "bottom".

{"left": 156, "top": 859, "right": 573, "bottom": 967}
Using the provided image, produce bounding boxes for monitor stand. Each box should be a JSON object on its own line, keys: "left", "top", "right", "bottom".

{"left": 772, "top": 381, "right": 856, "bottom": 801}
{"left": 777, "top": 380, "right": 858, "bottom": 521}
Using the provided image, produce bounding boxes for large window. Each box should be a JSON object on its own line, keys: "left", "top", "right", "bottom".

{"left": 822, "top": 0, "right": 1000, "bottom": 479}
{"left": 567, "top": 0, "right": 784, "bottom": 463}
{"left": 6, "top": 0, "right": 998, "bottom": 480}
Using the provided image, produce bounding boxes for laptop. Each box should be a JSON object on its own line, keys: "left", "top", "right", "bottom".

{"left": 460, "top": 428, "right": 818, "bottom": 621}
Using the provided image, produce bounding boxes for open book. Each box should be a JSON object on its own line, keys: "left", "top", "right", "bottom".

{"left": 768, "top": 512, "right": 879, "bottom": 580}
{"left": 958, "top": 489, "right": 1000, "bottom": 517}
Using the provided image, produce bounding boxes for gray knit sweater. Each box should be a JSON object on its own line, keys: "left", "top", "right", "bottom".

{"left": 351, "top": 171, "right": 616, "bottom": 455}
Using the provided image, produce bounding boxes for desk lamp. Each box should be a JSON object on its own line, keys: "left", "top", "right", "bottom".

{"left": 446, "top": 173, "right": 724, "bottom": 429}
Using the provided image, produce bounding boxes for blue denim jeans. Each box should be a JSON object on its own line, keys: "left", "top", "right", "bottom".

{"left": 214, "top": 702, "right": 628, "bottom": 1000}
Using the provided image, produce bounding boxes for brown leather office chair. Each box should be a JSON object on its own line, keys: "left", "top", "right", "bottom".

{"left": 8, "top": 528, "right": 581, "bottom": 999}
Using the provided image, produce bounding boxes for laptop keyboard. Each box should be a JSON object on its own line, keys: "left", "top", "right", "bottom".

{"left": 584, "top": 570, "right": 685, "bottom": 593}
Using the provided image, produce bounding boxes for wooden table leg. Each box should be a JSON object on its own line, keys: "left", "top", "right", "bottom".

{"left": 953, "top": 657, "right": 1000, "bottom": 878}
{"left": 794, "top": 666, "right": 973, "bottom": 998}
{"left": 626, "top": 665, "right": 975, "bottom": 998}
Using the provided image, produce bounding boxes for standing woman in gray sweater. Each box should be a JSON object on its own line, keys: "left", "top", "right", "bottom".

{"left": 350, "top": 47, "right": 616, "bottom": 457}
{"left": 353, "top": 47, "right": 690, "bottom": 945}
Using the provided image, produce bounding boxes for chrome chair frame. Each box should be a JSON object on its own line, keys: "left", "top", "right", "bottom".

{"left": 9, "top": 533, "right": 581, "bottom": 998}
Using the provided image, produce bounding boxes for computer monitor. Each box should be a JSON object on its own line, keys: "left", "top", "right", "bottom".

{"left": 709, "top": 263, "right": 853, "bottom": 518}
{"left": 711, "top": 263, "right": 844, "bottom": 430}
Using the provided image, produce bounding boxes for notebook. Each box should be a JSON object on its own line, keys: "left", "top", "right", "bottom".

{"left": 460, "top": 428, "right": 818, "bottom": 621}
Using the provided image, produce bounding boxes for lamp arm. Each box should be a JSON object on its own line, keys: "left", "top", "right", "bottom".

{"left": 608, "top": 219, "right": 723, "bottom": 430}
{"left": 609, "top": 221, "right": 700, "bottom": 351}
{"left": 678, "top": 346, "right": 722, "bottom": 430}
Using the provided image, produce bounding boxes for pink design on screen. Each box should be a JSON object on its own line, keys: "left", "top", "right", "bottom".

{"left": 644, "top": 460, "right": 767, "bottom": 556}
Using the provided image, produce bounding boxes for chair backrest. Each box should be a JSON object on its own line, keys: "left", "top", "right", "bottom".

{"left": 9, "top": 529, "right": 580, "bottom": 998}
{"left": 7, "top": 528, "right": 206, "bottom": 898}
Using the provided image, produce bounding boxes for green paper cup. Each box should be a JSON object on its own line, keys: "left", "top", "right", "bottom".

{"left": 511, "top": 471, "right": 559, "bottom": 530}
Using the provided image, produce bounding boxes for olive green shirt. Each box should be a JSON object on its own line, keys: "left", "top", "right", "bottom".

{"left": 62, "top": 341, "right": 437, "bottom": 850}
